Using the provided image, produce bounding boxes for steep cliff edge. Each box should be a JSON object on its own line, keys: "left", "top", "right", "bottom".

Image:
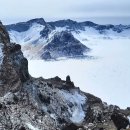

{"left": 0, "top": 21, "right": 29, "bottom": 96}
{"left": 0, "top": 22, "right": 130, "bottom": 130}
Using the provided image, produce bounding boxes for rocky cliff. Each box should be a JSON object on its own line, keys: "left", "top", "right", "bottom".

{"left": 0, "top": 21, "right": 130, "bottom": 130}
{"left": 0, "top": 21, "right": 29, "bottom": 96}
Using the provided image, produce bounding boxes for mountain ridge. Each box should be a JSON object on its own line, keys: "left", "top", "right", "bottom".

{"left": 6, "top": 18, "right": 130, "bottom": 31}
{"left": 5, "top": 18, "right": 130, "bottom": 60}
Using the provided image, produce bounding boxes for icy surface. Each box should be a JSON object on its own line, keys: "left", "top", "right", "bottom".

{"left": 0, "top": 43, "right": 3, "bottom": 65}
{"left": 28, "top": 38, "right": 130, "bottom": 108}
{"left": 59, "top": 90, "right": 86, "bottom": 124}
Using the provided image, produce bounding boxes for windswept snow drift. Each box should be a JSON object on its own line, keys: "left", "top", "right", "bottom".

{"left": 59, "top": 90, "right": 86, "bottom": 124}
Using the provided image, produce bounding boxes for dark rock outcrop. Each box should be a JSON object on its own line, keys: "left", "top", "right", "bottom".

{"left": 111, "top": 112, "right": 129, "bottom": 130}
{"left": 0, "top": 22, "right": 29, "bottom": 96}
{"left": 62, "top": 123, "right": 82, "bottom": 130}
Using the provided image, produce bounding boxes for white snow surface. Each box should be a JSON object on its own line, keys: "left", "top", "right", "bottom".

{"left": 28, "top": 38, "right": 130, "bottom": 108}
{"left": 59, "top": 90, "right": 86, "bottom": 124}
{"left": 0, "top": 43, "right": 3, "bottom": 65}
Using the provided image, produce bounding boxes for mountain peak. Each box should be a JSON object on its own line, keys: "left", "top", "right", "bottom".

{"left": 41, "top": 31, "right": 90, "bottom": 59}
{"left": 48, "top": 19, "right": 80, "bottom": 29}
{"left": 80, "top": 21, "right": 98, "bottom": 27}
{"left": 6, "top": 18, "right": 46, "bottom": 32}
{"left": 26, "top": 18, "right": 46, "bottom": 25}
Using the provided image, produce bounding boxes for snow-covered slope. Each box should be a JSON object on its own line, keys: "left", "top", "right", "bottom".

{"left": 9, "top": 23, "right": 45, "bottom": 44}
{"left": 6, "top": 18, "right": 130, "bottom": 60}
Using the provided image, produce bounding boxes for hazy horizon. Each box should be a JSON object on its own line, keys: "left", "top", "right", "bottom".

{"left": 0, "top": 0, "right": 130, "bottom": 25}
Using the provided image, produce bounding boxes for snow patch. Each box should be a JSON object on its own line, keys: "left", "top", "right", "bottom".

{"left": 50, "top": 113, "right": 57, "bottom": 120}
{"left": 55, "top": 27, "right": 67, "bottom": 32}
{"left": 0, "top": 43, "right": 3, "bottom": 65}
{"left": 26, "top": 123, "right": 39, "bottom": 130}
{"left": 59, "top": 90, "right": 86, "bottom": 124}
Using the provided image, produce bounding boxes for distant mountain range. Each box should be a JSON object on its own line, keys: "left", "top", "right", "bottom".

{"left": 6, "top": 18, "right": 130, "bottom": 60}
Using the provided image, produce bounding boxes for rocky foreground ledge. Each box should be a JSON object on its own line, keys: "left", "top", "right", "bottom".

{"left": 0, "top": 21, "right": 130, "bottom": 130}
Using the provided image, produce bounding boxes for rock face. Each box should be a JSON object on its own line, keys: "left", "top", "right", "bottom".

{"left": 0, "top": 21, "right": 29, "bottom": 96}
{"left": 0, "top": 22, "right": 130, "bottom": 130}
{"left": 111, "top": 112, "right": 129, "bottom": 130}
{"left": 41, "top": 31, "right": 89, "bottom": 59}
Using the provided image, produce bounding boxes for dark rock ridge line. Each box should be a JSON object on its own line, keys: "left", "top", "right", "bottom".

{"left": 6, "top": 18, "right": 46, "bottom": 32}
{"left": 0, "top": 21, "right": 130, "bottom": 130}
{"left": 6, "top": 18, "right": 130, "bottom": 33}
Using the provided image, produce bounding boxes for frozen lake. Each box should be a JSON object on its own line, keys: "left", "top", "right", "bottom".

{"left": 28, "top": 38, "right": 130, "bottom": 108}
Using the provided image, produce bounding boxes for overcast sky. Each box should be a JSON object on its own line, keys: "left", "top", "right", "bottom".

{"left": 0, "top": 0, "right": 130, "bottom": 24}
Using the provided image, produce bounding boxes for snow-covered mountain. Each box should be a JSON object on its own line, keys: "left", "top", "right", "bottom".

{"left": 6, "top": 18, "right": 130, "bottom": 60}
{"left": 1, "top": 21, "right": 130, "bottom": 130}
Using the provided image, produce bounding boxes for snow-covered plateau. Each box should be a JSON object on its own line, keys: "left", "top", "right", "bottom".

{"left": 28, "top": 38, "right": 130, "bottom": 108}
